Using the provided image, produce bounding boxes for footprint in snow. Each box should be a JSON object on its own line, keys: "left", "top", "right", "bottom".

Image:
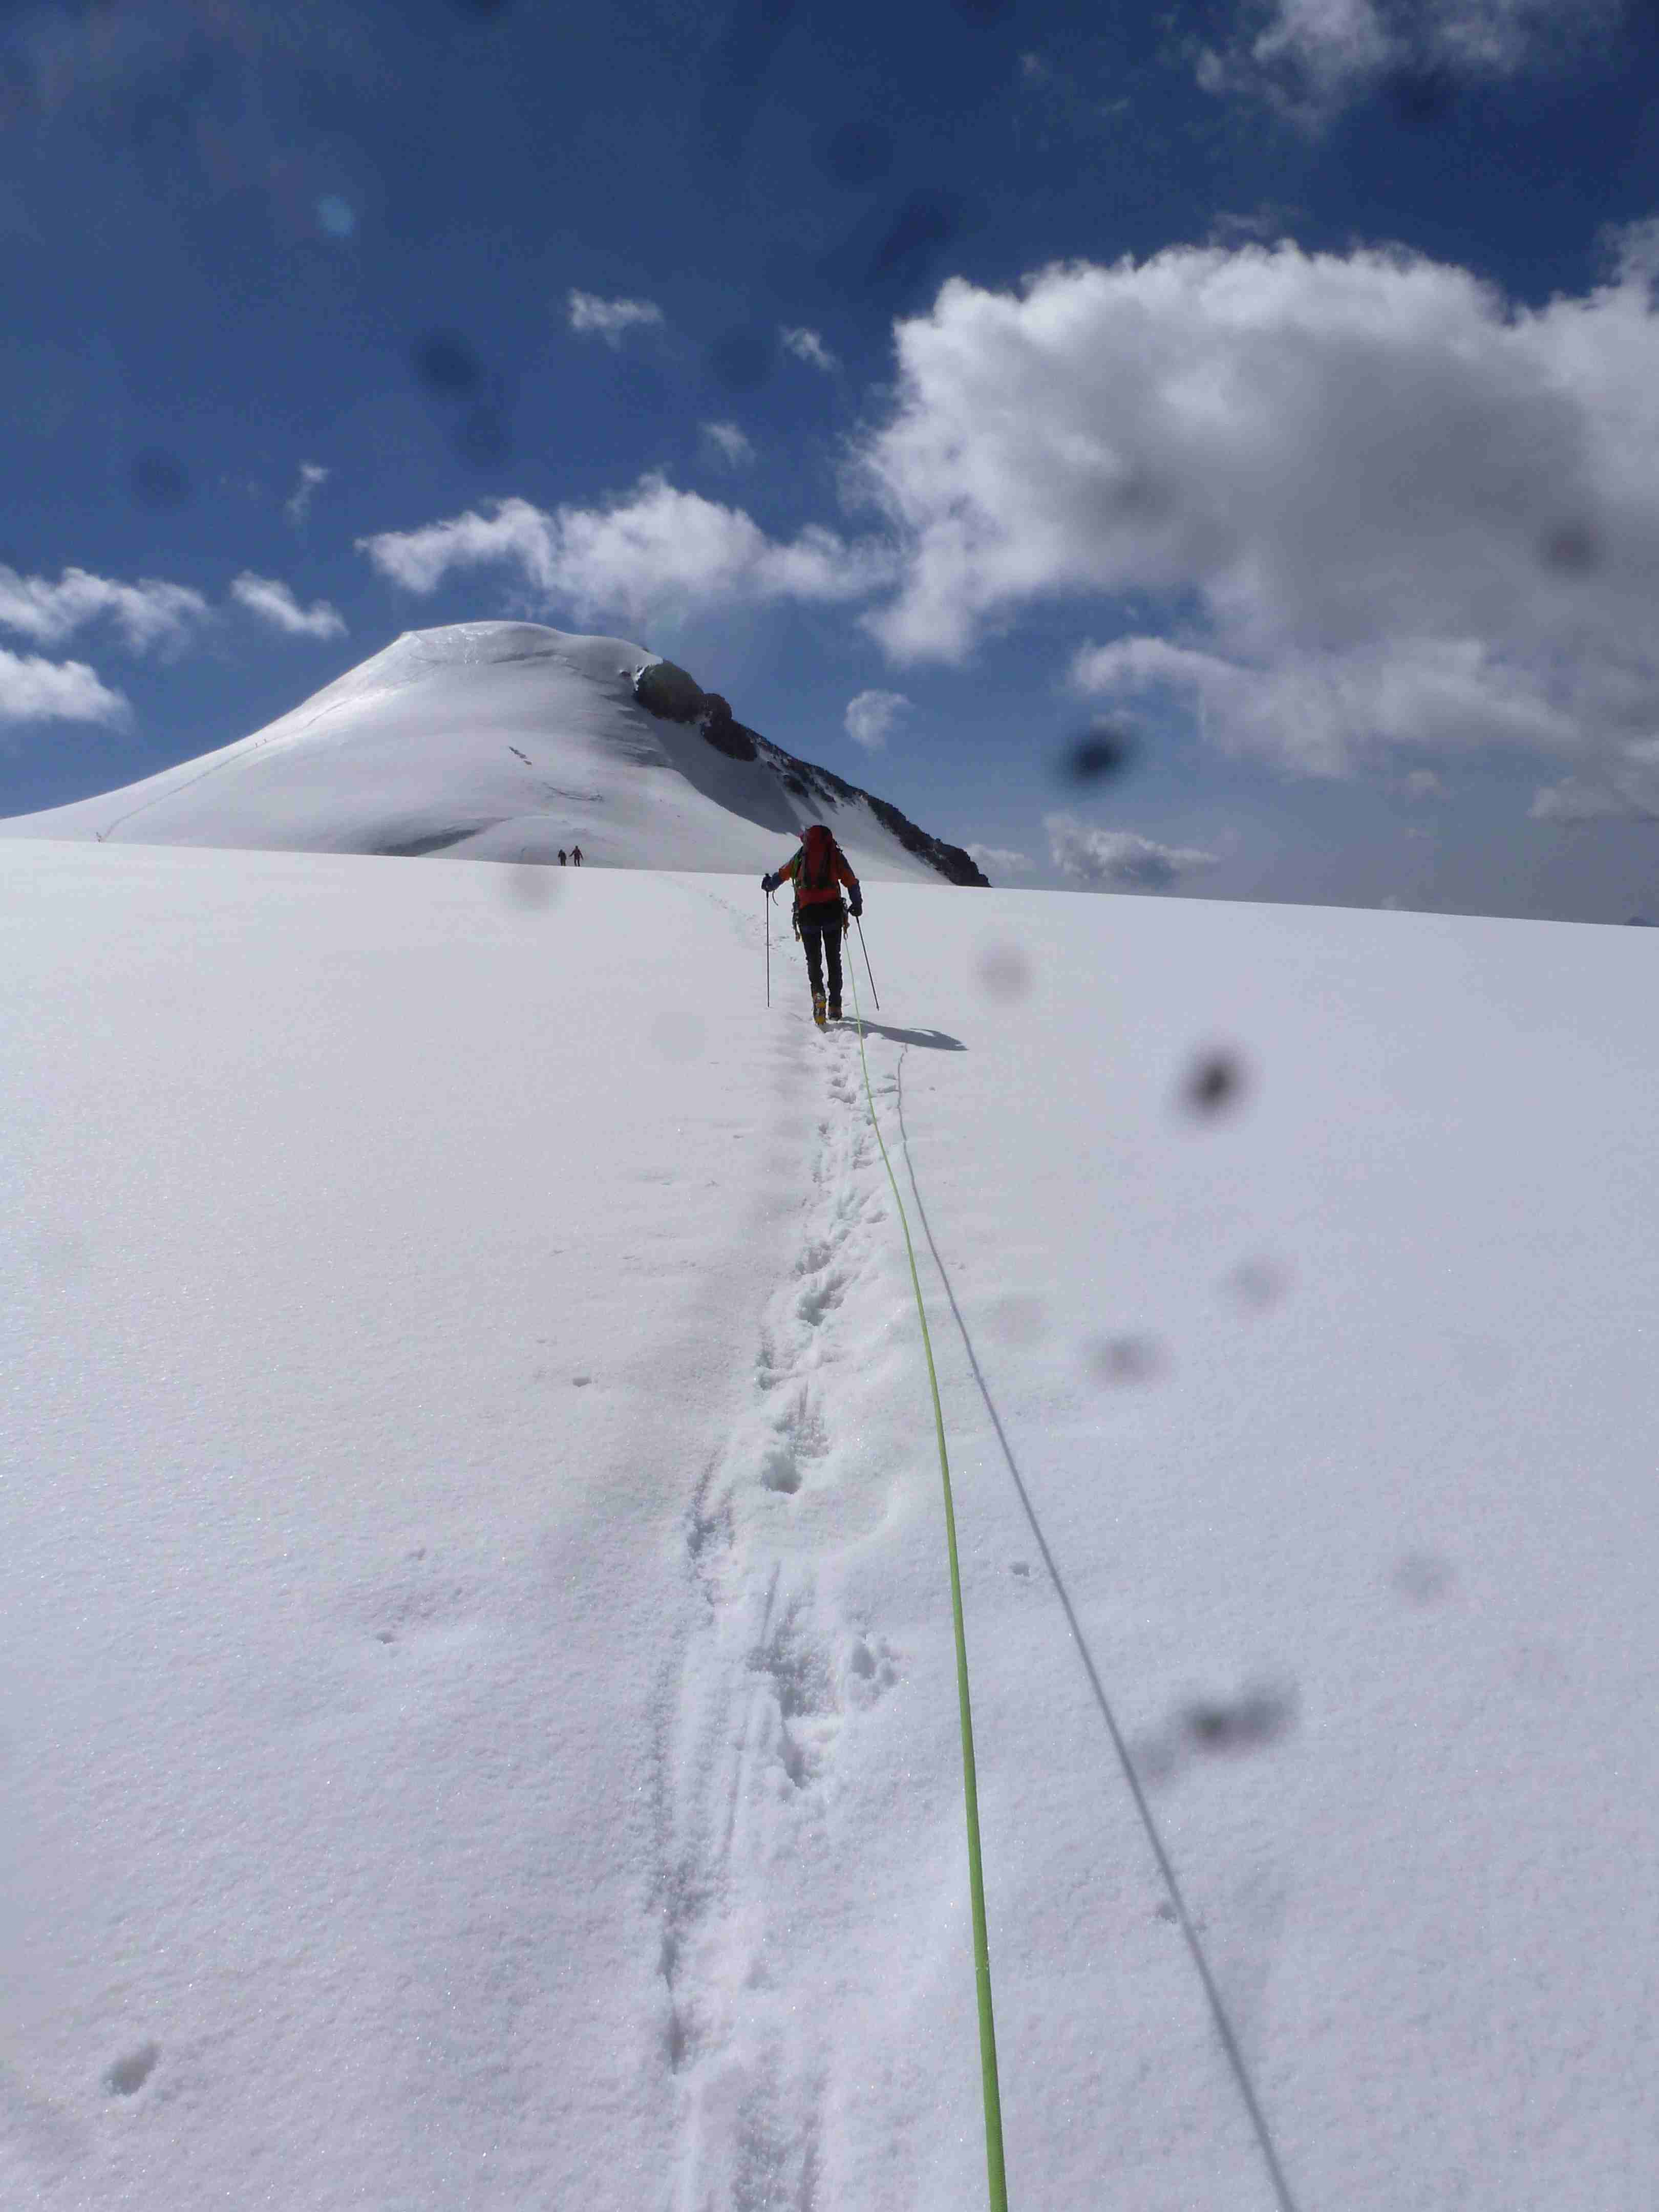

{"left": 760, "top": 1442, "right": 802, "bottom": 1496}
{"left": 795, "top": 1271, "right": 846, "bottom": 1328}
{"left": 104, "top": 2044, "right": 159, "bottom": 2097}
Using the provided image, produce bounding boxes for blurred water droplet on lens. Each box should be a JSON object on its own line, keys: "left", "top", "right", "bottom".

{"left": 987, "top": 1293, "right": 1047, "bottom": 1345}
{"left": 1383, "top": 62, "right": 1456, "bottom": 127}
{"left": 1226, "top": 1256, "right": 1289, "bottom": 1310}
{"left": 951, "top": 0, "right": 1014, "bottom": 22}
{"left": 974, "top": 943, "right": 1031, "bottom": 1001}
{"left": 316, "top": 195, "right": 356, "bottom": 238}
{"left": 1540, "top": 520, "right": 1599, "bottom": 575}
{"left": 503, "top": 861, "right": 554, "bottom": 909}
{"left": 413, "top": 331, "right": 481, "bottom": 397}
{"left": 1062, "top": 724, "right": 1137, "bottom": 783}
{"left": 457, "top": 403, "right": 511, "bottom": 466}
{"left": 866, "top": 191, "right": 963, "bottom": 294}
{"left": 707, "top": 327, "right": 774, "bottom": 391}
{"left": 1182, "top": 1049, "right": 1247, "bottom": 1119}
{"left": 819, "top": 118, "right": 894, "bottom": 186}
{"left": 1391, "top": 1551, "right": 1455, "bottom": 1605}
{"left": 1089, "top": 1334, "right": 1166, "bottom": 1385}
{"left": 130, "top": 451, "right": 189, "bottom": 509}
{"left": 1182, "top": 1683, "right": 1296, "bottom": 1754}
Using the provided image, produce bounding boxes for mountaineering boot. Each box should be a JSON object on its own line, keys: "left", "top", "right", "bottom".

{"left": 828, "top": 999, "right": 842, "bottom": 1021}
{"left": 813, "top": 992, "right": 827, "bottom": 1029}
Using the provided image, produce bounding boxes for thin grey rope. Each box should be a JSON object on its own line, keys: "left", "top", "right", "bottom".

{"left": 892, "top": 1048, "right": 1303, "bottom": 2212}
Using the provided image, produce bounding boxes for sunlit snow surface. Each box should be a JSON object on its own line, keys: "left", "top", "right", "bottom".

{"left": 0, "top": 622, "right": 952, "bottom": 883}
{"left": 4, "top": 840, "right": 1658, "bottom": 2209}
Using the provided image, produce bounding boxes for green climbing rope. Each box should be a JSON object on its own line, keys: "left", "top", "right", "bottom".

{"left": 843, "top": 961, "right": 1009, "bottom": 2212}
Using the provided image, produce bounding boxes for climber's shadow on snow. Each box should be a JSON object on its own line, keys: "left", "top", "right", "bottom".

{"left": 850, "top": 1020, "right": 965, "bottom": 1051}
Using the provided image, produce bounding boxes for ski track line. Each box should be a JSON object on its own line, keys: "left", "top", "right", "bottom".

{"left": 652, "top": 1008, "right": 902, "bottom": 2212}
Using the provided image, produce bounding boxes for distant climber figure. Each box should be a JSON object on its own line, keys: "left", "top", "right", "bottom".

{"left": 570, "top": 845, "right": 583, "bottom": 866}
{"left": 762, "top": 823, "right": 861, "bottom": 1028}
{"left": 558, "top": 849, "right": 567, "bottom": 865}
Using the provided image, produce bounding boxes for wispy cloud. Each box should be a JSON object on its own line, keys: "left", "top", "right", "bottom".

{"left": 1195, "top": 0, "right": 1622, "bottom": 126}
{"left": 0, "top": 646, "right": 129, "bottom": 726}
{"left": 700, "top": 420, "right": 755, "bottom": 467}
{"left": 1045, "top": 816, "right": 1219, "bottom": 892}
{"left": 967, "top": 842, "right": 1031, "bottom": 875}
{"left": 1068, "top": 635, "right": 1575, "bottom": 781}
{"left": 567, "top": 290, "right": 665, "bottom": 348}
{"left": 1529, "top": 738, "right": 1659, "bottom": 825}
{"left": 0, "top": 565, "right": 207, "bottom": 654}
{"left": 780, "top": 326, "right": 838, "bottom": 373}
{"left": 358, "top": 482, "right": 892, "bottom": 626}
{"left": 843, "top": 689, "right": 911, "bottom": 751}
{"left": 285, "top": 462, "right": 329, "bottom": 527}
{"left": 230, "top": 573, "right": 347, "bottom": 640}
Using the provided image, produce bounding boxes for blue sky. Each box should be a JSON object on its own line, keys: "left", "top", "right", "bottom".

{"left": 5, "top": 0, "right": 1659, "bottom": 915}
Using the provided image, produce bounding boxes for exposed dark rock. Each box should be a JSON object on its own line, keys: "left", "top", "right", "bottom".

{"left": 632, "top": 659, "right": 706, "bottom": 723}
{"left": 630, "top": 656, "right": 988, "bottom": 885}
{"left": 697, "top": 692, "right": 757, "bottom": 761}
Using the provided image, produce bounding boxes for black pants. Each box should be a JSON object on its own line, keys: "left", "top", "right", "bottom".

{"left": 798, "top": 903, "right": 845, "bottom": 1005}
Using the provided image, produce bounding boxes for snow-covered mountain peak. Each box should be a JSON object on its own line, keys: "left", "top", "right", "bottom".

{"left": 0, "top": 620, "right": 988, "bottom": 885}
{"left": 356, "top": 620, "right": 649, "bottom": 693}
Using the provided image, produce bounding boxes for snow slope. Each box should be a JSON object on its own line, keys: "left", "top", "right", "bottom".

{"left": 4, "top": 839, "right": 1657, "bottom": 2209}
{"left": 0, "top": 622, "right": 984, "bottom": 885}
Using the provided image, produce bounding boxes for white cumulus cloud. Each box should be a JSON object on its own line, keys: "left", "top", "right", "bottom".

{"left": 0, "top": 565, "right": 208, "bottom": 654}
{"left": 0, "top": 646, "right": 129, "bottom": 726}
{"left": 701, "top": 421, "right": 755, "bottom": 467}
{"left": 1045, "top": 815, "right": 1220, "bottom": 892}
{"left": 358, "top": 482, "right": 892, "bottom": 626}
{"left": 780, "top": 326, "right": 838, "bottom": 373}
{"left": 841, "top": 242, "right": 1659, "bottom": 810}
{"left": 844, "top": 689, "right": 911, "bottom": 751}
{"left": 567, "top": 290, "right": 665, "bottom": 347}
{"left": 285, "top": 462, "right": 329, "bottom": 526}
{"left": 231, "top": 573, "right": 347, "bottom": 640}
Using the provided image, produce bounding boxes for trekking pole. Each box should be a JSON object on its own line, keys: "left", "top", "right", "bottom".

{"left": 855, "top": 916, "right": 880, "bottom": 1010}
{"left": 765, "top": 888, "right": 772, "bottom": 1008}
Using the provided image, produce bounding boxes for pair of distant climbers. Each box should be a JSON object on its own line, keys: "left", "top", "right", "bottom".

{"left": 556, "top": 846, "right": 584, "bottom": 866}
{"left": 763, "top": 823, "right": 862, "bottom": 1028}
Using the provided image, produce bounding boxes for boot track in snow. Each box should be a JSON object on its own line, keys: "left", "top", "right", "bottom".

{"left": 652, "top": 1021, "right": 901, "bottom": 2210}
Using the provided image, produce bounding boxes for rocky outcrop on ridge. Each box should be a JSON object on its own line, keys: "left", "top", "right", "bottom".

{"left": 633, "top": 658, "right": 988, "bottom": 888}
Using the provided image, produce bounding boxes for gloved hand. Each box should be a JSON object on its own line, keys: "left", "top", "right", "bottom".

{"left": 761, "top": 872, "right": 776, "bottom": 894}
{"left": 848, "top": 889, "right": 863, "bottom": 918}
